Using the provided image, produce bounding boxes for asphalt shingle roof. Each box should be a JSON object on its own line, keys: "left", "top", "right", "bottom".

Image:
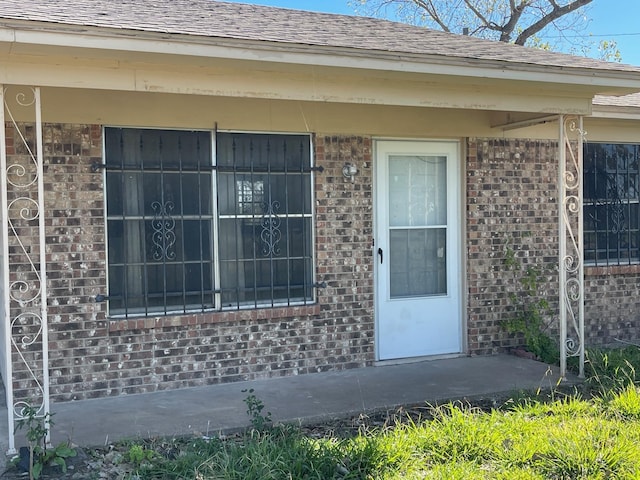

{"left": 594, "top": 93, "right": 640, "bottom": 108}
{"left": 2, "top": 0, "right": 640, "bottom": 75}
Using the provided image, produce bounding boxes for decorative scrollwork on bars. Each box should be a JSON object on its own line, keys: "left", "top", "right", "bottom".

{"left": 13, "top": 401, "right": 45, "bottom": 420}
{"left": 566, "top": 337, "right": 579, "bottom": 357}
{"left": 261, "top": 201, "right": 282, "bottom": 256}
{"left": 9, "top": 280, "right": 40, "bottom": 306}
{"left": 15, "top": 91, "right": 36, "bottom": 108}
{"left": 11, "top": 312, "right": 43, "bottom": 349}
{"left": 151, "top": 201, "right": 177, "bottom": 261}
{"left": 564, "top": 277, "right": 582, "bottom": 356}
{"left": 4, "top": 88, "right": 38, "bottom": 189}
{"left": 10, "top": 311, "right": 45, "bottom": 418}
{"left": 607, "top": 182, "right": 626, "bottom": 235}
{"left": 3, "top": 86, "right": 48, "bottom": 431}
{"left": 7, "top": 159, "right": 42, "bottom": 307}
{"left": 561, "top": 116, "right": 586, "bottom": 364}
{"left": 8, "top": 196, "right": 39, "bottom": 221}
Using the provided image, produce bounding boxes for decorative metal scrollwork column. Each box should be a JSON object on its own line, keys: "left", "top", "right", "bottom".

{"left": 151, "top": 200, "right": 177, "bottom": 261}
{"left": 559, "top": 115, "right": 585, "bottom": 378}
{"left": 0, "top": 85, "right": 50, "bottom": 453}
{"left": 261, "top": 200, "right": 282, "bottom": 256}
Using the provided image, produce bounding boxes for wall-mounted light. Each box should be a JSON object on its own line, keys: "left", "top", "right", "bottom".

{"left": 342, "top": 163, "right": 357, "bottom": 183}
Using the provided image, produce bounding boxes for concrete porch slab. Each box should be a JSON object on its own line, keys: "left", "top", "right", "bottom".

{"left": 2, "top": 354, "right": 579, "bottom": 456}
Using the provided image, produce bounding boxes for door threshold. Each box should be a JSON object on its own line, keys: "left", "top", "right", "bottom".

{"left": 374, "top": 353, "right": 466, "bottom": 367}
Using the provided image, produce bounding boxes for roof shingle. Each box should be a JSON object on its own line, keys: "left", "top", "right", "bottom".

{"left": 594, "top": 93, "right": 640, "bottom": 108}
{"left": 2, "top": 0, "right": 640, "bottom": 74}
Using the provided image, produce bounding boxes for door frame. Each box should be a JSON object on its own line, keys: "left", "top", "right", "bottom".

{"left": 373, "top": 138, "right": 467, "bottom": 362}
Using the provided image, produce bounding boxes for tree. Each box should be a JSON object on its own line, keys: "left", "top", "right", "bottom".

{"left": 350, "top": 0, "right": 595, "bottom": 48}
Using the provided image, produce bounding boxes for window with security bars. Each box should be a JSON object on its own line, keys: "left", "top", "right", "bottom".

{"left": 584, "top": 143, "right": 640, "bottom": 266}
{"left": 104, "top": 128, "right": 314, "bottom": 317}
{"left": 216, "top": 133, "right": 313, "bottom": 307}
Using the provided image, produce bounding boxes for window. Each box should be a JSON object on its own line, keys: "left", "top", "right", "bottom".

{"left": 104, "top": 128, "right": 314, "bottom": 317}
{"left": 216, "top": 133, "right": 313, "bottom": 307}
{"left": 584, "top": 143, "right": 640, "bottom": 265}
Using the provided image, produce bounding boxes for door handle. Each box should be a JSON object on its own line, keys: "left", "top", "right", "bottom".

{"left": 378, "top": 247, "right": 383, "bottom": 264}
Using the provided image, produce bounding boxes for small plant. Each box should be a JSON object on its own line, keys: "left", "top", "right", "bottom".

{"left": 242, "top": 388, "right": 273, "bottom": 431}
{"left": 127, "top": 443, "right": 155, "bottom": 465}
{"left": 14, "top": 406, "right": 76, "bottom": 480}
{"left": 37, "top": 443, "right": 77, "bottom": 476}
{"left": 502, "top": 239, "right": 559, "bottom": 365}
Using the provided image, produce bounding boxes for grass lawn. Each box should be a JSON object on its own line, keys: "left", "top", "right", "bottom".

{"left": 116, "top": 347, "right": 640, "bottom": 479}
{"left": 123, "top": 382, "right": 640, "bottom": 479}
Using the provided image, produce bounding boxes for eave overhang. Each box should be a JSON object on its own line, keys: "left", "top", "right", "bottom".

{"left": 1, "top": 19, "right": 640, "bottom": 114}
{"left": 591, "top": 105, "right": 640, "bottom": 120}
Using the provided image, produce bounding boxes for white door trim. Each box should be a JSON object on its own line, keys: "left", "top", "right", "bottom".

{"left": 374, "top": 139, "right": 464, "bottom": 361}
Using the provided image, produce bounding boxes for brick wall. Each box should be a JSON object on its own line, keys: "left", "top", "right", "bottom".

{"left": 584, "top": 266, "right": 640, "bottom": 346}
{"left": 6, "top": 123, "right": 109, "bottom": 403}
{"left": 466, "top": 138, "right": 640, "bottom": 352}
{"left": 466, "top": 138, "right": 560, "bottom": 355}
{"left": 5, "top": 123, "right": 640, "bottom": 403}
{"left": 6, "top": 125, "right": 375, "bottom": 402}
{"left": 314, "top": 135, "right": 375, "bottom": 365}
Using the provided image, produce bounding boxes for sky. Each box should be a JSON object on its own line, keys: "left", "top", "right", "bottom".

{"left": 223, "top": 0, "right": 640, "bottom": 66}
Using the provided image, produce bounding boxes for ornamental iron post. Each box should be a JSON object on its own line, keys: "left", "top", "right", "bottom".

{"left": 1, "top": 86, "right": 50, "bottom": 453}
{"left": 558, "top": 115, "right": 585, "bottom": 378}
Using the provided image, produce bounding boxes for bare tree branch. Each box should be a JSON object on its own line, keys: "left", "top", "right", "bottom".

{"left": 412, "top": 0, "right": 450, "bottom": 32}
{"left": 500, "top": 0, "right": 530, "bottom": 42}
{"left": 514, "top": 0, "right": 593, "bottom": 45}
{"left": 462, "top": 0, "right": 495, "bottom": 30}
{"left": 350, "top": 0, "right": 607, "bottom": 57}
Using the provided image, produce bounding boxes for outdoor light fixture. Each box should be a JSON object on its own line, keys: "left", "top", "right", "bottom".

{"left": 342, "top": 162, "right": 357, "bottom": 182}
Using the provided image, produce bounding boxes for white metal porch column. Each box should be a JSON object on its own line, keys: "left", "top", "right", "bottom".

{"left": 558, "top": 115, "right": 585, "bottom": 378}
{"left": 0, "top": 85, "right": 50, "bottom": 453}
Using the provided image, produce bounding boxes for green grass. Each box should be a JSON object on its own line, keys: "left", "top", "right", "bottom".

{"left": 583, "top": 346, "right": 640, "bottom": 393}
{"left": 107, "top": 346, "right": 640, "bottom": 480}
{"left": 130, "top": 387, "right": 640, "bottom": 480}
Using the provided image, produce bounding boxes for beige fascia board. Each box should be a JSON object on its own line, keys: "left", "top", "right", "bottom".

{"left": 591, "top": 111, "right": 640, "bottom": 120}
{"left": 1, "top": 57, "right": 137, "bottom": 90}
{"left": 0, "top": 28, "right": 13, "bottom": 44}
{"left": 2, "top": 22, "right": 640, "bottom": 95}
{"left": 0, "top": 54, "right": 595, "bottom": 114}
{"left": 590, "top": 106, "right": 640, "bottom": 120}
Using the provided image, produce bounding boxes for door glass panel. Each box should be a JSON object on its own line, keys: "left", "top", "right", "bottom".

{"left": 390, "top": 228, "right": 447, "bottom": 297}
{"left": 388, "top": 154, "right": 448, "bottom": 299}
{"left": 389, "top": 155, "right": 447, "bottom": 227}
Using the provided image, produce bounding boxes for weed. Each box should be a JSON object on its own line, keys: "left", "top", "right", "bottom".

{"left": 122, "top": 388, "right": 640, "bottom": 480}
{"left": 584, "top": 346, "right": 639, "bottom": 394}
{"left": 137, "top": 437, "right": 223, "bottom": 479}
{"left": 502, "top": 239, "right": 559, "bottom": 365}
{"left": 14, "top": 406, "right": 76, "bottom": 480}
{"left": 241, "top": 388, "right": 273, "bottom": 431}
{"left": 127, "top": 443, "right": 156, "bottom": 465}
{"left": 606, "top": 384, "right": 640, "bottom": 419}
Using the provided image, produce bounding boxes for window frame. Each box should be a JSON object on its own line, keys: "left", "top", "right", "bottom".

{"left": 102, "top": 126, "right": 317, "bottom": 319}
{"left": 583, "top": 141, "right": 640, "bottom": 267}
{"left": 215, "top": 131, "right": 316, "bottom": 309}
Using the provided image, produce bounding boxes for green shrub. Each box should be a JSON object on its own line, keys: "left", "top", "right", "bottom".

{"left": 502, "top": 242, "right": 559, "bottom": 365}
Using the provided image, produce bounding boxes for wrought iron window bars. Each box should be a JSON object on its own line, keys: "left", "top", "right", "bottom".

{"left": 102, "top": 128, "right": 318, "bottom": 318}
{"left": 584, "top": 143, "right": 640, "bottom": 266}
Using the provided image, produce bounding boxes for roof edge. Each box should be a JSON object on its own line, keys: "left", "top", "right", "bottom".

{"left": 591, "top": 105, "right": 640, "bottom": 120}
{"left": 3, "top": 20, "right": 640, "bottom": 96}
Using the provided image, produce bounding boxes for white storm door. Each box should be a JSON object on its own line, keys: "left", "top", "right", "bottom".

{"left": 375, "top": 141, "right": 462, "bottom": 361}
